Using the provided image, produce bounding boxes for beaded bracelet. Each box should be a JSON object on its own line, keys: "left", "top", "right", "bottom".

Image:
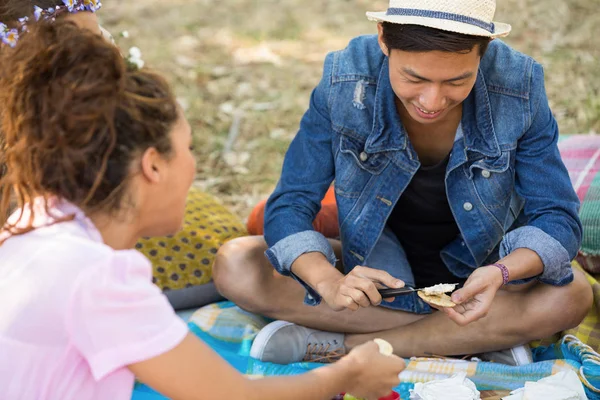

{"left": 492, "top": 263, "right": 510, "bottom": 285}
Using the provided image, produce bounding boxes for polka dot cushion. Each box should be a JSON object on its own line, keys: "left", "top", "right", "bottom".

{"left": 135, "top": 188, "right": 247, "bottom": 292}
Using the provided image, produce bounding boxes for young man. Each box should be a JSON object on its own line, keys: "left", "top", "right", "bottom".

{"left": 213, "top": 0, "right": 593, "bottom": 365}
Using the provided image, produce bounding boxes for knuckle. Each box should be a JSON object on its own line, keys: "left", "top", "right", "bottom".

{"left": 380, "top": 270, "right": 393, "bottom": 278}
{"left": 346, "top": 276, "right": 359, "bottom": 286}
{"left": 357, "top": 280, "right": 373, "bottom": 292}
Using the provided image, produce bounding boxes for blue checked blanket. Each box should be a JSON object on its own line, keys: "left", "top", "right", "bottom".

{"left": 132, "top": 301, "right": 600, "bottom": 400}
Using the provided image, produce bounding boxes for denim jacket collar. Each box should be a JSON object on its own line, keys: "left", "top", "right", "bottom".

{"left": 366, "top": 57, "right": 501, "bottom": 158}
{"left": 460, "top": 69, "right": 501, "bottom": 157}
{"left": 365, "top": 58, "right": 407, "bottom": 154}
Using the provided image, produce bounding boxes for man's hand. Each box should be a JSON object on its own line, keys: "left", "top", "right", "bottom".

{"left": 316, "top": 266, "right": 404, "bottom": 311}
{"left": 443, "top": 265, "right": 504, "bottom": 326}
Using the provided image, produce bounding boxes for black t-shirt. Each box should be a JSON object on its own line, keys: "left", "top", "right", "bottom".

{"left": 387, "top": 155, "right": 466, "bottom": 288}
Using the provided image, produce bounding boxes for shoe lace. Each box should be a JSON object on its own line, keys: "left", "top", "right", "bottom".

{"left": 303, "top": 341, "right": 345, "bottom": 363}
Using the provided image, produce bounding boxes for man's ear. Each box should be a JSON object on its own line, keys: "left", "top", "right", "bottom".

{"left": 377, "top": 23, "right": 390, "bottom": 57}
{"left": 140, "top": 147, "right": 161, "bottom": 184}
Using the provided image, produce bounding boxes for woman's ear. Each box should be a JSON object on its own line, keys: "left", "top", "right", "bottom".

{"left": 140, "top": 147, "right": 161, "bottom": 184}
{"left": 377, "top": 23, "right": 390, "bottom": 57}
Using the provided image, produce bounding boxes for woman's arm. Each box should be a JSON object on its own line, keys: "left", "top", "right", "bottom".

{"left": 129, "top": 333, "right": 405, "bottom": 400}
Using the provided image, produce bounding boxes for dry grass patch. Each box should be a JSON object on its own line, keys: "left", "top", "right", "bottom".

{"left": 101, "top": 0, "right": 599, "bottom": 218}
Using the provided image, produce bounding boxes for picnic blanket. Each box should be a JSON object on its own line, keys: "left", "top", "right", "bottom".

{"left": 529, "top": 261, "right": 600, "bottom": 353}
{"left": 558, "top": 134, "right": 600, "bottom": 270}
{"left": 132, "top": 300, "right": 600, "bottom": 400}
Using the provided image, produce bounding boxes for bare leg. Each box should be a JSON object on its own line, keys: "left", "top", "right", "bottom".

{"left": 213, "top": 236, "right": 593, "bottom": 356}
{"left": 213, "top": 236, "right": 423, "bottom": 333}
{"left": 345, "top": 267, "right": 592, "bottom": 357}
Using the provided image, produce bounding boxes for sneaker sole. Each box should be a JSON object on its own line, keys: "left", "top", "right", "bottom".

{"left": 511, "top": 344, "right": 533, "bottom": 366}
{"left": 250, "top": 320, "right": 295, "bottom": 360}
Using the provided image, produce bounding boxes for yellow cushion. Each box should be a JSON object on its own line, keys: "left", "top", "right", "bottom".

{"left": 135, "top": 188, "right": 247, "bottom": 291}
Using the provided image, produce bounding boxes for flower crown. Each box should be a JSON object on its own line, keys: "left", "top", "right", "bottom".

{"left": 0, "top": 0, "right": 102, "bottom": 48}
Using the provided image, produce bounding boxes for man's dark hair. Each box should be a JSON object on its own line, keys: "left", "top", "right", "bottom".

{"left": 381, "top": 23, "right": 491, "bottom": 57}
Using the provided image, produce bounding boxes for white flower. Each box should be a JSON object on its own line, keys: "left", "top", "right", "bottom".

{"left": 129, "top": 46, "right": 142, "bottom": 59}
{"left": 127, "top": 47, "right": 145, "bottom": 69}
{"left": 131, "top": 58, "right": 145, "bottom": 69}
{"left": 120, "top": 30, "right": 129, "bottom": 38}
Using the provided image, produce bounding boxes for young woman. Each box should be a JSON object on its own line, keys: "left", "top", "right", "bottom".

{"left": 0, "top": 18, "right": 405, "bottom": 400}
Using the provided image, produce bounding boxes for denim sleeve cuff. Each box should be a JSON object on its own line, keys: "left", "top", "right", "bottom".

{"left": 264, "top": 230, "right": 337, "bottom": 306}
{"left": 500, "top": 226, "right": 574, "bottom": 286}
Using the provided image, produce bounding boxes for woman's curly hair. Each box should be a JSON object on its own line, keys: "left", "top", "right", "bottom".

{"left": 0, "top": 20, "right": 179, "bottom": 238}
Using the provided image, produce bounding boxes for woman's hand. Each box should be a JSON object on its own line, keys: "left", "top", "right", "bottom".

{"left": 443, "top": 266, "right": 504, "bottom": 326}
{"left": 341, "top": 340, "right": 405, "bottom": 399}
{"left": 316, "top": 266, "right": 404, "bottom": 311}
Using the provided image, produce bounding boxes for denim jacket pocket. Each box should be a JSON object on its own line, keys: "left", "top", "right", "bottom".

{"left": 467, "top": 150, "right": 515, "bottom": 209}
{"left": 334, "top": 130, "right": 390, "bottom": 198}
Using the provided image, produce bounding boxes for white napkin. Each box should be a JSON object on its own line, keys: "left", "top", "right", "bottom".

{"left": 502, "top": 371, "right": 587, "bottom": 400}
{"left": 409, "top": 373, "right": 480, "bottom": 400}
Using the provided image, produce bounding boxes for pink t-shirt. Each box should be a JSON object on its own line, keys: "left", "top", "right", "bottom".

{"left": 0, "top": 200, "right": 188, "bottom": 400}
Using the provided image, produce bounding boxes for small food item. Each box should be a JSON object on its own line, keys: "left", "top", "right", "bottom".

{"left": 373, "top": 338, "right": 394, "bottom": 356}
{"left": 417, "top": 291, "right": 456, "bottom": 308}
{"left": 421, "top": 283, "right": 458, "bottom": 296}
{"left": 417, "top": 283, "right": 458, "bottom": 308}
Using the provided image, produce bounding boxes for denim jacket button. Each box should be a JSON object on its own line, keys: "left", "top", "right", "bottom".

{"left": 463, "top": 202, "right": 474, "bottom": 211}
{"left": 359, "top": 151, "right": 368, "bottom": 162}
{"left": 481, "top": 170, "right": 491, "bottom": 178}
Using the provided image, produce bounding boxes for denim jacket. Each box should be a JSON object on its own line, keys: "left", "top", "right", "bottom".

{"left": 264, "top": 35, "right": 582, "bottom": 306}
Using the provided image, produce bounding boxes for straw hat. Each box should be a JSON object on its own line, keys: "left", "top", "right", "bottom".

{"left": 366, "top": 0, "right": 511, "bottom": 38}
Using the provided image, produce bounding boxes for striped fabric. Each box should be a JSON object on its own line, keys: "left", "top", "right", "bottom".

{"left": 559, "top": 134, "right": 600, "bottom": 272}
{"left": 564, "top": 263, "right": 600, "bottom": 350}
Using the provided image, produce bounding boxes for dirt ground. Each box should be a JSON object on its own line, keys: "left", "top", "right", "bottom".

{"left": 100, "top": 0, "right": 600, "bottom": 219}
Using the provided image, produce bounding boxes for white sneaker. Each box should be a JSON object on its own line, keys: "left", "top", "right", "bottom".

{"left": 481, "top": 344, "right": 533, "bottom": 366}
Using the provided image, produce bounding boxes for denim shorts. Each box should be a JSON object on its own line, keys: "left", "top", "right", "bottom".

{"left": 345, "top": 227, "right": 433, "bottom": 315}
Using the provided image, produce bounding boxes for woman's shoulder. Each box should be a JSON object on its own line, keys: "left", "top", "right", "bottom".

{"left": 1, "top": 216, "right": 151, "bottom": 284}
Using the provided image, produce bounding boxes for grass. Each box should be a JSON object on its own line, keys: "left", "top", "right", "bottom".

{"left": 100, "top": 0, "right": 600, "bottom": 219}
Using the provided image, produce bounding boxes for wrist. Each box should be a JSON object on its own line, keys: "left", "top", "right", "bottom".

{"left": 333, "top": 352, "right": 359, "bottom": 381}
{"left": 310, "top": 357, "right": 358, "bottom": 399}
{"left": 315, "top": 274, "right": 339, "bottom": 296}
{"left": 291, "top": 252, "right": 341, "bottom": 290}
{"left": 490, "top": 263, "right": 510, "bottom": 287}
